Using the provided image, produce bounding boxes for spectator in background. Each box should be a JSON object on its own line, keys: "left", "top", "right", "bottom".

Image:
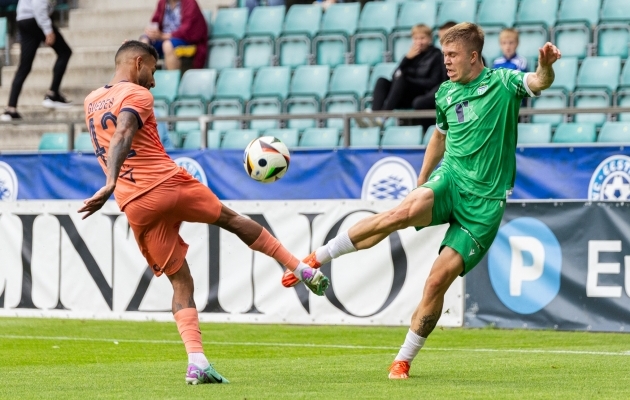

{"left": 493, "top": 28, "right": 527, "bottom": 72}
{"left": 1, "top": 0, "right": 73, "bottom": 121}
{"left": 141, "top": 0, "right": 208, "bottom": 70}
{"left": 362, "top": 24, "right": 446, "bottom": 129}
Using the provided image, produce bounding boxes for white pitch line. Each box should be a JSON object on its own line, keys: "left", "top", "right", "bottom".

{"left": 1, "top": 334, "right": 629, "bottom": 357}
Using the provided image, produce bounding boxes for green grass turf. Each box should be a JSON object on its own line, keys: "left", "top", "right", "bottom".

{"left": 1, "top": 318, "right": 630, "bottom": 399}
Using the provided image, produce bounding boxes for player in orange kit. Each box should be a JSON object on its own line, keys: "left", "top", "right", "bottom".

{"left": 79, "top": 40, "right": 329, "bottom": 385}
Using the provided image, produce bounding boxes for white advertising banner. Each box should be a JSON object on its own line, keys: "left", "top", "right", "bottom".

{"left": 0, "top": 200, "right": 463, "bottom": 326}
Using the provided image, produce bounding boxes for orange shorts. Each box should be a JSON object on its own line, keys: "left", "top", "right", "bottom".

{"left": 124, "top": 170, "right": 222, "bottom": 277}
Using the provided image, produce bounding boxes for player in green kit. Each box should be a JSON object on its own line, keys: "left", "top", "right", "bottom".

{"left": 281, "top": 22, "right": 561, "bottom": 379}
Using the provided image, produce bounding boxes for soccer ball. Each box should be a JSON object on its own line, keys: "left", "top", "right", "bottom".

{"left": 243, "top": 136, "right": 290, "bottom": 183}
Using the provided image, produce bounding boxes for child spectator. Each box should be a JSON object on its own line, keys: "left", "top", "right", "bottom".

{"left": 493, "top": 28, "right": 527, "bottom": 72}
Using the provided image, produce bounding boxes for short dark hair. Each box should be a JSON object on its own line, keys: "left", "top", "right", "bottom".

{"left": 439, "top": 21, "right": 458, "bottom": 31}
{"left": 115, "top": 40, "right": 158, "bottom": 64}
{"left": 440, "top": 22, "right": 485, "bottom": 58}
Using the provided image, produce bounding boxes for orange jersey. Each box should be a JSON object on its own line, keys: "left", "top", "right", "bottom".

{"left": 84, "top": 81, "right": 179, "bottom": 209}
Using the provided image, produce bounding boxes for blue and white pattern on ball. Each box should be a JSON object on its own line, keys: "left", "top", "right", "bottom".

{"left": 243, "top": 136, "right": 291, "bottom": 183}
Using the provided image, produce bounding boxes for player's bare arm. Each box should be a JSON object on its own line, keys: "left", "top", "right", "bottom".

{"left": 417, "top": 129, "right": 446, "bottom": 186}
{"left": 527, "top": 42, "right": 562, "bottom": 93}
{"left": 78, "top": 111, "right": 139, "bottom": 219}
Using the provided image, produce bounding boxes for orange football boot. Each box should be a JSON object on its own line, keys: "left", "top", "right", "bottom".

{"left": 281, "top": 252, "right": 321, "bottom": 288}
{"left": 388, "top": 360, "right": 410, "bottom": 380}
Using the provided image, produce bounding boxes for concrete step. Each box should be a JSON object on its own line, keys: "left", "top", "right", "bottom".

{"left": 60, "top": 27, "right": 142, "bottom": 48}
{"left": 69, "top": 8, "right": 152, "bottom": 31}
{"left": 9, "top": 45, "right": 119, "bottom": 70}
{"left": 0, "top": 123, "right": 86, "bottom": 151}
{"left": 0, "top": 86, "right": 93, "bottom": 108}
{"left": 2, "top": 65, "right": 114, "bottom": 89}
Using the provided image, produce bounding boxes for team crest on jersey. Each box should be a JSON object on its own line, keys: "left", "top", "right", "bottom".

{"left": 588, "top": 155, "right": 630, "bottom": 200}
{"left": 361, "top": 157, "right": 417, "bottom": 200}
{"left": 0, "top": 161, "right": 18, "bottom": 201}
{"left": 477, "top": 85, "right": 488, "bottom": 95}
{"left": 447, "top": 96, "right": 452, "bottom": 105}
{"left": 175, "top": 157, "right": 208, "bottom": 186}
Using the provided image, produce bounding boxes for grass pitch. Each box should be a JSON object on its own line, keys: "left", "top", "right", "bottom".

{"left": 1, "top": 318, "right": 630, "bottom": 399}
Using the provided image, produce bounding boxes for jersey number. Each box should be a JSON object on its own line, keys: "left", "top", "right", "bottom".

{"left": 89, "top": 112, "right": 137, "bottom": 182}
{"left": 455, "top": 101, "right": 469, "bottom": 123}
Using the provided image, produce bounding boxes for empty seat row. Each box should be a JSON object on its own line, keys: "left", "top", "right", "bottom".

{"left": 518, "top": 121, "right": 630, "bottom": 144}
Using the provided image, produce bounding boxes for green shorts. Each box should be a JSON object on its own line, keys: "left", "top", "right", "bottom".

{"left": 417, "top": 168, "right": 505, "bottom": 276}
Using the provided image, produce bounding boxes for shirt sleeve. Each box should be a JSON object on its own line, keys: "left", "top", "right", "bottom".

{"left": 119, "top": 88, "right": 154, "bottom": 129}
{"left": 435, "top": 101, "right": 448, "bottom": 134}
{"left": 497, "top": 68, "right": 540, "bottom": 99}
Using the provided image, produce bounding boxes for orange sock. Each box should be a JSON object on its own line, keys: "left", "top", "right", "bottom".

{"left": 174, "top": 308, "right": 203, "bottom": 354}
{"left": 249, "top": 228, "right": 300, "bottom": 271}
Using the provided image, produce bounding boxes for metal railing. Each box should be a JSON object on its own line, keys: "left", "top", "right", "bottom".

{"left": 2, "top": 107, "right": 630, "bottom": 151}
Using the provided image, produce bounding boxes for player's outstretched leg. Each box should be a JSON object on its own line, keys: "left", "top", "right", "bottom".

{"left": 168, "top": 261, "right": 229, "bottom": 384}
{"left": 214, "top": 205, "right": 329, "bottom": 295}
{"left": 389, "top": 247, "right": 463, "bottom": 380}
{"left": 283, "top": 188, "right": 434, "bottom": 287}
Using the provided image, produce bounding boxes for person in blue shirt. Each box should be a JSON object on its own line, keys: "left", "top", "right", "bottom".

{"left": 492, "top": 28, "right": 528, "bottom": 72}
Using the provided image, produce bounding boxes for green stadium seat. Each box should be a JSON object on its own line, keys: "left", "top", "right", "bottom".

{"left": 553, "top": 23, "right": 590, "bottom": 59}
{"left": 392, "top": 34, "right": 412, "bottom": 63}
{"left": 572, "top": 93, "right": 609, "bottom": 126}
{"left": 175, "top": 69, "right": 217, "bottom": 103}
{"left": 552, "top": 123, "right": 596, "bottom": 143}
{"left": 620, "top": 62, "right": 630, "bottom": 89}
{"left": 0, "top": 17, "right": 9, "bottom": 66}
{"left": 182, "top": 130, "right": 201, "bottom": 149}
{"left": 515, "top": 26, "right": 548, "bottom": 63}
{"left": 617, "top": 94, "right": 630, "bottom": 122}
{"left": 531, "top": 93, "right": 567, "bottom": 126}
{"left": 549, "top": 57, "right": 578, "bottom": 92}
{"left": 396, "top": 1, "right": 436, "bottom": 30}
{"left": 263, "top": 128, "right": 299, "bottom": 148}
{"left": 208, "top": 8, "right": 248, "bottom": 71}
{"left": 422, "top": 125, "right": 436, "bottom": 145}
{"left": 349, "top": 127, "right": 381, "bottom": 147}
{"left": 74, "top": 132, "right": 93, "bottom": 152}
{"left": 173, "top": 103, "right": 204, "bottom": 136}
{"left": 39, "top": 132, "right": 68, "bottom": 151}
{"left": 352, "top": 2, "right": 397, "bottom": 66}
{"left": 363, "top": 62, "right": 397, "bottom": 109}
{"left": 286, "top": 102, "right": 318, "bottom": 130}
{"left": 202, "top": 10, "right": 212, "bottom": 33}
{"left": 595, "top": 25, "right": 630, "bottom": 58}
{"left": 517, "top": 123, "right": 551, "bottom": 144}
{"left": 277, "top": 5, "right": 322, "bottom": 68}
{"left": 601, "top": 0, "right": 630, "bottom": 22}
{"left": 576, "top": 57, "right": 621, "bottom": 92}
{"left": 516, "top": 0, "right": 558, "bottom": 27}
{"left": 477, "top": 0, "right": 517, "bottom": 27}
{"left": 381, "top": 126, "right": 423, "bottom": 146}
{"left": 325, "top": 65, "right": 369, "bottom": 128}
{"left": 313, "top": 3, "right": 360, "bottom": 67}
{"left": 221, "top": 129, "right": 260, "bottom": 149}
{"left": 598, "top": 122, "right": 630, "bottom": 143}
{"left": 437, "top": 0, "right": 476, "bottom": 26}
{"left": 211, "top": 104, "right": 242, "bottom": 133}
{"left": 212, "top": 68, "right": 253, "bottom": 104}
{"left": 482, "top": 28, "right": 502, "bottom": 63}
{"left": 241, "top": 5, "right": 285, "bottom": 69}
{"left": 248, "top": 66, "right": 290, "bottom": 130}
{"left": 208, "top": 42, "right": 237, "bottom": 71}
{"left": 299, "top": 128, "right": 340, "bottom": 148}
{"left": 557, "top": 0, "right": 600, "bottom": 26}
{"left": 285, "top": 65, "right": 330, "bottom": 129}
{"left": 151, "top": 70, "right": 180, "bottom": 111}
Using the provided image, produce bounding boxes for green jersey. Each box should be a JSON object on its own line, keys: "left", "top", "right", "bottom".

{"left": 435, "top": 67, "right": 537, "bottom": 199}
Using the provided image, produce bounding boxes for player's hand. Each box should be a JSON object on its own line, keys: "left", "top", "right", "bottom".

{"left": 538, "top": 42, "right": 561, "bottom": 67}
{"left": 45, "top": 32, "right": 55, "bottom": 46}
{"left": 78, "top": 185, "right": 115, "bottom": 220}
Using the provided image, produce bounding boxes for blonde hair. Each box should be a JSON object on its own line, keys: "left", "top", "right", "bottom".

{"left": 499, "top": 28, "right": 519, "bottom": 42}
{"left": 440, "top": 22, "right": 484, "bottom": 58}
{"left": 411, "top": 24, "right": 432, "bottom": 38}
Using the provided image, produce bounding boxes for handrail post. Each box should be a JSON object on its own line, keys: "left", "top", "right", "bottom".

{"left": 67, "top": 122, "right": 75, "bottom": 151}
{"left": 343, "top": 114, "right": 350, "bottom": 147}
{"left": 199, "top": 116, "right": 209, "bottom": 149}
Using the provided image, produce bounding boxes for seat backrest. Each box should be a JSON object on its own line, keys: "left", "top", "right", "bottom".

{"left": 247, "top": 5, "right": 285, "bottom": 37}
{"left": 221, "top": 129, "right": 260, "bottom": 149}
{"left": 397, "top": 1, "right": 436, "bottom": 30}
{"left": 320, "top": 3, "right": 360, "bottom": 35}
{"left": 252, "top": 66, "right": 291, "bottom": 99}
{"left": 74, "top": 132, "right": 93, "bottom": 152}
{"left": 597, "top": 27, "right": 630, "bottom": 58}
{"left": 576, "top": 57, "right": 621, "bottom": 91}
{"left": 290, "top": 65, "right": 330, "bottom": 98}
{"left": 215, "top": 68, "right": 253, "bottom": 100}
{"left": 178, "top": 69, "right": 217, "bottom": 102}
{"left": 208, "top": 42, "right": 237, "bottom": 71}
{"left": 621, "top": 62, "right": 630, "bottom": 88}
{"left": 516, "top": 27, "right": 548, "bottom": 59}
{"left": 516, "top": 0, "right": 558, "bottom": 27}
{"left": 0, "top": 17, "right": 7, "bottom": 49}
{"left": 477, "top": 0, "right": 517, "bottom": 27}
{"left": 437, "top": 0, "right": 477, "bottom": 26}
{"left": 558, "top": 0, "right": 600, "bottom": 25}
{"left": 212, "top": 8, "right": 248, "bottom": 39}
{"left": 552, "top": 123, "right": 596, "bottom": 143}
{"left": 601, "top": 0, "right": 630, "bottom": 22}
{"left": 532, "top": 94, "right": 566, "bottom": 125}
{"left": 369, "top": 63, "right": 397, "bottom": 93}
{"left": 39, "top": 132, "right": 68, "bottom": 151}
{"left": 299, "top": 128, "right": 340, "bottom": 147}
{"left": 174, "top": 103, "right": 203, "bottom": 133}
{"left": 329, "top": 65, "right": 369, "bottom": 97}
{"left": 381, "top": 126, "right": 423, "bottom": 146}
{"left": 423, "top": 125, "right": 436, "bottom": 145}
{"left": 598, "top": 122, "right": 630, "bottom": 142}
{"left": 350, "top": 127, "right": 381, "bottom": 147}
{"left": 202, "top": 9, "right": 212, "bottom": 35}
{"left": 263, "top": 129, "right": 299, "bottom": 148}
{"left": 151, "top": 70, "right": 181, "bottom": 103}
{"left": 283, "top": 5, "right": 321, "bottom": 37}
{"left": 517, "top": 123, "right": 551, "bottom": 144}
{"left": 554, "top": 24, "right": 590, "bottom": 59}
{"left": 182, "top": 130, "right": 201, "bottom": 149}
{"left": 549, "top": 57, "right": 578, "bottom": 92}
{"left": 358, "top": 1, "right": 397, "bottom": 33}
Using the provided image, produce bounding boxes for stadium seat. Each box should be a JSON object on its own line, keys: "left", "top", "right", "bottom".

{"left": 208, "top": 8, "right": 248, "bottom": 71}
{"left": 548, "top": 57, "right": 578, "bottom": 93}
{"left": 381, "top": 126, "right": 423, "bottom": 146}
{"left": 617, "top": 94, "right": 630, "bottom": 122}
{"left": 437, "top": 0, "right": 476, "bottom": 26}
{"left": 150, "top": 70, "right": 180, "bottom": 111}
{"left": 553, "top": 23, "right": 590, "bottom": 59}
{"left": 74, "top": 132, "right": 93, "bottom": 152}
{"left": 221, "top": 129, "right": 260, "bottom": 149}
{"left": 212, "top": 104, "right": 242, "bottom": 133}
{"left": 515, "top": 26, "right": 547, "bottom": 65}
{"left": 349, "top": 127, "right": 381, "bottom": 147}
{"left": 172, "top": 102, "right": 204, "bottom": 137}
{"left": 598, "top": 122, "right": 630, "bottom": 143}
{"left": 600, "top": 0, "right": 630, "bottom": 22}
{"left": 517, "top": 123, "right": 551, "bottom": 144}
{"left": 576, "top": 56, "right": 621, "bottom": 92}
{"left": 0, "top": 17, "right": 7, "bottom": 66}
{"left": 299, "top": 128, "right": 340, "bottom": 148}
{"left": 174, "top": 69, "right": 217, "bottom": 104}
{"left": 422, "top": 125, "right": 436, "bottom": 145}
{"left": 202, "top": 9, "right": 212, "bottom": 34}
{"left": 531, "top": 93, "right": 567, "bottom": 126}
{"left": 477, "top": 0, "right": 517, "bottom": 27}
{"left": 557, "top": 0, "right": 600, "bottom": 27}
{"left": 38, "top": 132, "right": 68, "bottom": 151}
{"left": 241, "top": 5, "right": 285, "bottom": 69}
{"left": 212, "top": 68, "right": 253, "bottom": 104}
{"left": 285, "top": 65, "right": 330, "bottom": 129}
{"left": 352, "top": 1, "right": 397, "bottom": 66}
{"left": 516, "top": 0, "right": 558, "bottom": 27}
{"left": 482, "top": 28, "right": 502, "bottom": 63}
{"left": 595, "top": 25, "right": 630, "bottom": 58}
{"left": 325, "top": 65, "right": 369, "bottom": 128}
{"left": 248, "top": 66, "right": 291, "bottom": 130}
{"left": 552, "top": 123, "right": 596, "bottom": 144}
{"left": 572, "top": 93, "right": 610, "bottom": 126}
{"left": 181, "top": 130, "right": 221, "bottom": 149}
{"left": 396, "top": 1, "right": 436, "bottom": 30}
{"left": 277, "top": 5, "right": 322, "bottom": 68}
{"left": 313, "top": 3, "right": 360, "bottom": 67}
{"left": 363, "top": 62, "right": 397, "bottom": 109}
{"left": 263, "top": 128, "right": 299, "bottom": 148}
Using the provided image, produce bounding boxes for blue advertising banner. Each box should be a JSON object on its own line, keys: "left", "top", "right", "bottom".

{"left": 1, "top": 146, "right": 630, "bottom": 201}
